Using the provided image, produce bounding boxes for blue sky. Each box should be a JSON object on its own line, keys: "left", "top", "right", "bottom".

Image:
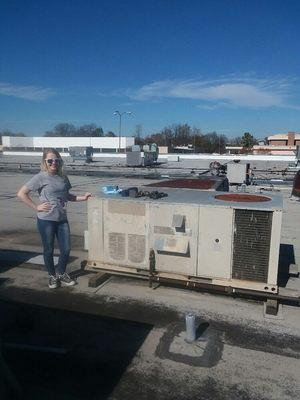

{"left": 0, "top": 0, "right": 300, "bottom": 138}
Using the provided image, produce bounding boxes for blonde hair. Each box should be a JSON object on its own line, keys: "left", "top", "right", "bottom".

{"left": 41, "top": 148, "right": 65, "bottom": 177}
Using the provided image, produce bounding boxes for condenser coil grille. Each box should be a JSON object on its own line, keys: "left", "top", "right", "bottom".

{"left": 128, "top": 234, "right": 146, "bottom": 263}
{"left": 232, "top": 210, "right": 272, "bottom": 282}
{"left": 109, "top": 233, "right": 126, "bottom": 260}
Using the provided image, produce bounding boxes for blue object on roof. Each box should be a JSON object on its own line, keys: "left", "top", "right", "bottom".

{"left": 102, "top": 185, "right": 120, "bottom": 194}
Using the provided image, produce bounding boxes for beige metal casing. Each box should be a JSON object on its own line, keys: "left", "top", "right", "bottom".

{"left": 227, "top": 163, "right": 247, "bottom": 184}
{"left": 149, "top": 203, "right": 199, "bottom": 276}
{"left": 197, "top": 207, "right": 233, "bottom": 279}
{"left": 87, "top": 189, "right": 283, "bottom": 293}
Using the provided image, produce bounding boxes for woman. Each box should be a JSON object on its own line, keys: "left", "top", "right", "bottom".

{"left": 17, "top": 148, "right": 91, "bottom": 289}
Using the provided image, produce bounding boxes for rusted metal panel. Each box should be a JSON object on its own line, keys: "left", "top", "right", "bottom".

{"left": 292, "top": 170, "right": 300, "bottom": 197}
{"left": 146, "top": 177, "right": 227, "bottom": 190}
{"left": 215, "top": 193, "right": 271, "bottom": 202}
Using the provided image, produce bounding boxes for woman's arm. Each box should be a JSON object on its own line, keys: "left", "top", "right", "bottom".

{"left": 17, "top": 185, "right": 52, "bottom": 212}
{"left": 68, "top": 192, "right": 92, "bottom": 202}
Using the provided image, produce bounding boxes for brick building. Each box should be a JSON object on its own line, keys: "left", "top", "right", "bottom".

{"left": 268, "top": 132, "right": 300, "bottom": 146}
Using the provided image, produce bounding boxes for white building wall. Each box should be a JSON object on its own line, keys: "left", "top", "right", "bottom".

{"left": 34, "top": 137, "right": 85, "bottom": 148}
{"left": 2, "top": 136, "right": 34, "bottom": 147}
{"left": 90, "top": 137, "right": 134, "bottom": 148}
{"left": 2, "top": 136, "right": 135, "bottom": 150}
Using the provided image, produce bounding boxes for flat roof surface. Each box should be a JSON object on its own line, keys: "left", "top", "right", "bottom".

{"left": 0, "top": 167, "right": 299, "bottom": 399}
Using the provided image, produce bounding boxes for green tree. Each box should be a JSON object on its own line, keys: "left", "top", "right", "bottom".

{"left": 241, "top": 132, "right": 257, "bottom": 149}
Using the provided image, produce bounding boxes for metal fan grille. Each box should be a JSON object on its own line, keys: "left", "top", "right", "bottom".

{"left": 128, "top": 234, "right": 146, "bottom": 263}
{"left": 232, "top": 210, "right": 272, "bottom": 282}
{"left": 109, "top": 232, "right": 126, "bottom": 260}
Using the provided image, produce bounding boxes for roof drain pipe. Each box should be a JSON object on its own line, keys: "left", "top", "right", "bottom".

{"left": 185, "top": 313, "right": 196, "bottom": 343}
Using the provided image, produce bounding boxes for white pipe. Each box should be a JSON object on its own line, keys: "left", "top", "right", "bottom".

{"left": 185, "top": 313, "right": 196, "bottom": 342}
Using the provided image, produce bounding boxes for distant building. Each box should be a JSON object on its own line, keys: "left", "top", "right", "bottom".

{"left": 1, "top": 136, "right": 135, "bottom": 153}
{"left": 158, "top": 146, "right": 168, "bottom": 154}
{"left": 252, "top": 145, "right": 296, "bottom": 155}
{"left": 172, "top": 145, "right": 194, "bottom": 153}
{"left": 257, "top": 139, "right": 266, "bottom": 146}
{"left": 225, "top": 146, "right": 243, "bottom": 154}
{"left": 267, "top": 132, "right": 300, "bottom": 146}
{"left": 253, "top": 132, "right": 300, "bottom": 155}
{"left": 226, "top": 132, "right": 300, "bottom": 156}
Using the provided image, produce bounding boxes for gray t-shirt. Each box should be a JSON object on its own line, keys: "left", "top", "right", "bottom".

{"left": 25, "top": 172, "right": 72, "bottom": 221}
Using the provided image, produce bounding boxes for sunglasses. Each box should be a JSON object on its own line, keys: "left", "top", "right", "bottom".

{"left": 46, "top": 158, "right": 60, "bottom": 165}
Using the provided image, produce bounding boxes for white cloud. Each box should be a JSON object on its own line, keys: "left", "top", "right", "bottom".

{"left": 0, "top": 82, "right": 55, "bottom": 101}
{"left": 129, "top": 77, "right": 298, "bottom": 109}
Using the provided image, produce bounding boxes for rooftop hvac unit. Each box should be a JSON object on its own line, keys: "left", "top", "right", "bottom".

{"left": 126, "top": 151, "right": 142, "bottom": 167}
{"left": 227, "top": 162, "right": 250, "bottom": 185}
{"left": 87, "top": 189, "right": 283, "bottom": 294}
{"left": 69, "top": 146, "right": 93, "bottom": 163}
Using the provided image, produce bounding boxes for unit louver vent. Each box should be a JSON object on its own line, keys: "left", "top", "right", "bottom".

{"left": 128, "top": 234, "right": 146, "bottom": 263}
{"left": 109, "top": 232, "right": 126, "bottom": 260}
{"left": 232, "top": 210, "right": 272, "bottom": 282}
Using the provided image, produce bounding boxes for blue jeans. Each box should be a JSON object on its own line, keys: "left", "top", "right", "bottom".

{"left": 37, "top": 218, "right": 71, "bottom": 276}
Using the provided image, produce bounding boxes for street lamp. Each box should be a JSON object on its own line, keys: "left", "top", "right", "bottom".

{"left": 113, "top": 110, "right": 132, "bottom": 152}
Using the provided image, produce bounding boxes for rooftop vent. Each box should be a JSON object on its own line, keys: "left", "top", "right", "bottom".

{"left": 215, "top": 193, "right": 271, "bottom": 202}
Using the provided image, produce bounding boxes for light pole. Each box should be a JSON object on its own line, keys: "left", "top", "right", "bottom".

{"left": 113, "top": 110, "right": 132, "bottom": 152}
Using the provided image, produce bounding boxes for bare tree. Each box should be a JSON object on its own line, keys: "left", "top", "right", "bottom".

{"left": 78, "top": 124, "right": 103, "bottom": 137}
{"left": 228, "top": 136, "right": 242, "bottom": 146}
{"left": 0, "top": 129, "right": 26, "bottom": 144}
{"left": 134, "top": 124, "right": 144, "bottom": 145}
{"left": 44, "top": 123, "right": 76, "bottom": 137}
{"left": 105, "top": 131, "right": 116, "bottom": 137}
{"left": 44, "top": 123, "right": 104, "bottom": 137}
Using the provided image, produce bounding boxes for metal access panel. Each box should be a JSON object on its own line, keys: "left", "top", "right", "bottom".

{"left": 88, "top": 198, "right": 150, "bottom": 269}
{"left": 227, "top": 163, "right": 247, "bottom": 184}
{"left": 103, "top": 199, "right": 149, "bottom": 268}
{"left": 88, "top": 198, "right": 104, "bottom": 263}
{"left": 197, "top": 207, "right": 233, "bottom": 279}
{"left": 126, "top": 151, "right": 142, "bottom": 167}
{"left": 149, "top": 203, "right": 199, "bottom": 276}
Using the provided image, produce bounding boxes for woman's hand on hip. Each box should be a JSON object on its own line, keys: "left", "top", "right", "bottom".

{"left": 36, "top": 202, "right": 52, "bottom": 212}
{"left": 84, "top": 192, "right": 92, "bottom": 201}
